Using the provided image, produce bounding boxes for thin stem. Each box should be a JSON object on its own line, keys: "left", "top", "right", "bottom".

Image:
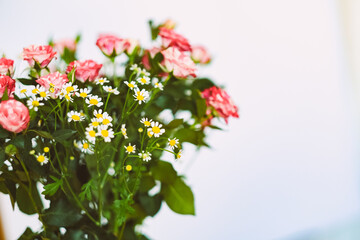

{"left": 104, "top": 93, "right": 111, "bottom": 111}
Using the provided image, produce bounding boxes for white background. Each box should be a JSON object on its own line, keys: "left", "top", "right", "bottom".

{"left": 1, "top": 0, "right": 360, "bottom": 239}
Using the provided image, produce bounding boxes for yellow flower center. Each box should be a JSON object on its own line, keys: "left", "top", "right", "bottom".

{"left": 128, "top": 83, "right": 134, "bottom": 88}
{"left": 66, "top": 86, "right": 74, "bottom": 93}
{"left": 101, "top": 129, "right": 109, "bottom": 137}
{"left": 50, "top": 83, "right": 55, "bottom": 87}
{"left": 147, "top": 131, "right": 153, "bottom": 138}
{"left": 20, "top": 89, "right": 27, "bottom": 93}
{"left": 72, "top": 115, "right": 80, "bottom": 121}
{"left": 99, "top": 79, "right": 104, "bottom": 83}
{"left": 44, "top": 147, "right": 50, "bottom": 153}
{"left": 126, "top": 146, "right": 134, "bottom": 153}
{"left": 37, "top": 155, "right": 45, "bottom": 163}
{"left": 89, "top": 99, "right": 98, "bottom": 105}
{"left": 65, "top": 95, "right": 71, "bottom": 100}
{"left": 137, "top": 95, "right": 144, "bottom": 101}
{"left": 169, "top": 140, "right": 176, "bottom": 146}
{"left": 32, "top": 100, "right": 40, "bottom": 107}
{"left": 140, "top": 78, "right": 147, "bottom": 83}
{"left": 32, "top": 89, "right": 39, "bottom": 94}
{"left": 80, "top": 92, "right": 87, "bottom": 98}
{"left": 89, "top": 130, "right": 96, "bottom": 137}
{"left": 92, "top": 121, "right": 99, "bottom": 127}
{"left": 103, "top": 119, "right": 110, "bottom": 125}
{"left": 144, "top": 121, "right": 151, "bottom": 127}
{"left": 40, "top": 92, "right": 47, "bottom": 98}
{"left": 96, "top": 113, "right": 103, "bottom": 119}
{"left": 177, "top": 153, "right": 181, "bottom": 159}
{"left": 49, "top": 87, "right": 55, "bottom": 93}
{"left": 83, "top": 143, "right": 89, "bottom": 149}
{"left": 152, "top": 126, "right": 160, "bottom": 134}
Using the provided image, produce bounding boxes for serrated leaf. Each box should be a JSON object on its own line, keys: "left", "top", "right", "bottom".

{"left": 162, "top": 177, "right": 195, "bottom": 215}
{"left": 42, "top": 176, "right": 63, "bottom": 196}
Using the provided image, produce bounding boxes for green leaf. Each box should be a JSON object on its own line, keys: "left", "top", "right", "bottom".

{"left": 42, "top": 176, "right": 63, "bottom": 196}
{"left": 10, "top": 135, "right": 25, "bottom": 149}
{"left": 79, "top": 179, "right": 93, "bottom": 201}
{"left": 0, "top": 127, "right": 9, "bottom": 138}
{"left": 4, "top": 179, "right": 16, "bottom": 209}
{"left": 113, "top": 197, "right": 135, "bottom": 227}
{"left": 0, "top": 148, "right": 5, "bottom": 168}
{"left": 138, "top": 193, "right": 162, "bottom": 217}
{"left": 151, "top": 160, "right": 177, "bottom": 184}
{"left": 196, "top": 98, "right": 207, "bottom": 118}
{"left": 43, "top": 198, "right": 82, "bottom": 227}
{"left": 16, "top": 184, "right": 43, "bottom": 215}
{"left": 1, "top": 86, "right": 8, "bottom": 101}
{"left": 139, "top": 175, "right": 156, "bottom": 193}
{"left": 192, "top": 78, "right": 215, "bottom": 91}
{"left": 18, "top": 227, "right": 38, "bottom": 240}
{"left": 16, "top": 78, "right": 36, "bottom": 86}
{"left": 53, "top": 129, "right": 77, "bottom": 142}
{"left": 166, "top": 119, "right": 184, "bottom": 129}
{"left": 31, "top": 130, "right": 53, "bottom": 139}
{"left": 162, "top": 177, "right": 195, "bottom": 215}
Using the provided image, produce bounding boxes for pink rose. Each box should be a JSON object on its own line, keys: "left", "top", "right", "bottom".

{"left": 66, "top": 60, "right": 102, "bottom": 83}
{"left": 201, "top": 86, "right": 239, "bottom": 124}
{"left": 0, "top": 75, "right": 16, "bottom": 99}
{"left": 54, "top": 39, "right": 77, "bottom": 55}
{"left": 22, "top": 45, "right": 57, "bottom": 68}
{"left": 142, "top": 47, "right": 162, "bottom": 70}
{"left": 191, "top": 46, "right": 211, "bottom": 64}
{"left": 0, "top": 99, "right": 30, "bottom": 133}
{"left": 161, "top": 47, "right": 196, "bottom": 79}
{"left": 125, "top": 38, "right": 139, "bottom": 55}
{"left": 96, "top": 34, "right": 130, "bottom": 57}
{"left": 0, "top": 58, "right": 14, "bottom": 76}
{"left": 36, "top": 72, "right": 69, "bottom": 98}
{"left": 159, "top": 27, "right": 191, "bottom": 52}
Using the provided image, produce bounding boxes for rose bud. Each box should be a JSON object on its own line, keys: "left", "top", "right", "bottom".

{"left": 0, "top": 99, "right": 30, "bottom": 133}
{"left": 96, "top": 34, "right": 130, "bottom": 57}
{"left": 66, "top": 60, "right": 102, "bottom": 83}
{"left": 22, "top": 45, "right": 57, "bottom": 68}
{"left": 53, "top": 39, "right": 77, "bottom": 55}
{"left": 161, "top": 47, "right": 196, "bottom": 79}
{"left": 0, "top": 58, "right": 14, "bottom": 76}
{"left": 124, "top": 38, "right": 140, "bottom": 55}
{"left": 0, "top": 75, "right": 16, "bottom": 99}
{"left": 191, "top": 46, "right": 211, "bottom": 64}
{"left": 160, "top": 19, "right": 176, "bottom": 30}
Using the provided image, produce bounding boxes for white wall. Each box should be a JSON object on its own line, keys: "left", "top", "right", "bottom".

{"left": 1, "top": 0, "right": 360, "bottom": 239}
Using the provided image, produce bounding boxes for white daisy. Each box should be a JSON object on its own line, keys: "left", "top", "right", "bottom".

{"left": 97, "top": 125, "right": 114, "bottom": 142}
{"left": 95, "top": 77, "right": 109, "bottom": 85}
{"left": 138, "top": 151, "right": 152, "bottom": 162}
{"left": 147, "top": 121, "right": 165, "bottom": 138}
{"left": 140, "top": 68, "right": 150, "bottom": 77}
{"left": 168, "top": 138, "right": 179, "bottom": 150}
{"left": 37, "top": 86, "right": 50, "bottom": 100}
{"left": 85, "top": 125, "right": 97, "bottom": 144}
{"left": 130, "top": 64, "right": 140, "bottom": 72}
{"left": 103, "top": 86, "right": 120, "bottom": 95}
{"left": 86, "top": 95, "right": 103, "bottom": 107}
{"left": 133, "top": 89, "right": 149, "bottom": 104}
{"left": 93, "top": 109, "right": 103, "bottom": 119}
{"left": 63, "top": 82, "right": 78, "bottom": 94}
{"left": 59, "top": 89, "right": 74, "bottom": 102}
{"left": 30, "top": 85, "right": 41, "bottom": 95}
{"left": 99, "top": 112, "right": 113, "bottom": 127}
{"left": 121, "top": 124, "right": 128, "bottom": 139}
{"left": 124, "top": 143, "right": 136, "bottom": 154}
{"left": 152, "top": 79, "right": 164, "bottom": 91}
{"left": 67, "top": 110, "right": 85, "bottom": 122}
{"left": 140, "top": 118, "right": 153, "bottom": 127}
{"left": 76, "top": 140, "right": 94, "bottom": 154}
{"left": 76, "top": 88, "right": 92, "bottom": 99}
{"left": 27, "top": 97, "right": 44, "bottom": 111}
{"left": 35, "top": 153, "right": 49, "bottom": 165}
{"left": 90, "top": 117, "right": 101, "bottom": 128}
{"left": 137, "top": 76, "right": 150, "bottom": 85}
{"left": 124, "top": 81, "right": 137, "bottom": 90}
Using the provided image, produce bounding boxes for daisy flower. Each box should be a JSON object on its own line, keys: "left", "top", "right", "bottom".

{"left": 76, "top": 140, "right": 94, "bottom": 154}
{"left": 140, "top": 68, "right": 150, "bottom": 77}
{"left": 140, "top": 118, "right": 153, "bottom": 127}
{"left": 86, "top": 95, "right": 103, "bottom": 107}
{"left": 35, "top": 153, "right": 49, "bottom": 165}
{"left": 103, "top": 86, "right": 120, "bottom": 95}
{"left": 130, "top": 63, "right": 140, "bottom": 72}
{"left": 37, "top": 86, "right": 50, "bottom": 100}
{"left": 138, "top": 151, "right": 152, "bottom": 162}
{"left": 100, "top": 112, "right": 113, "bottom": 127}
{"left": 67, "top": 110, "right": 85, "bottom": 122}
{"left": 137, "top": 76, "right": 150, "bottom": 85}
{"left": 93, "top": 109, "right": 103, "bottom": 119}
{"left": 176, "top": 149, "right": 183, "bottom": 160}
{"left": 133, "top": 89, "right": 149, "bottom": 104}
{"left": 63, "top": 82, "right": 78, "bottom": 94}
{"left": 27, "top": 97, "right": 44, "bottom": 111}
{"left": 121, "top": 124, "right": 128, "bottom": 139}
{"left": 147, "top": 131, "right": 153, "bottom": 138}
{"left": 124, "top": 143, "right": 136, "bottom": 154}
{"left": 86, "top": 126, "right": 97, "bottom": 144}
{"left": 148, "top": 121, "right": 165, "bottom": 138}
{"left": 168, "top": 138, "right": 179, "bottom": 150}
{"left": 19, "top": 88, "right": 28, "bottom": 98}
{"left": 95, "top": 77, "right": 109, "bottom": 85}
{"left": 97, "top": 125, "right": 114, "bottom": 142}
{"left": 90, "top": 118, "right": 101, "bottom": 128}
{"left": 152, "top": 79, "right": 164, "bottom": 90}
{"left": 76, "top": 88, "right": 91, "bottom": 98}
{"left": 124, "top": 81, "right": 137, "bottom": 90}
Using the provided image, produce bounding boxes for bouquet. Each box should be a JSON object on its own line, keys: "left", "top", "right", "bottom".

{"left": 0, "top": 20, "right": 239, "bottom": 240}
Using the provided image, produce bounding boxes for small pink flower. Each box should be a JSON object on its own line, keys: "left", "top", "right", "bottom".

{"left": 54, "top": 39, "right": 77, "bottom": 55}
{"left": 0, "top": 99, "right": 30, "bottom": 133}
{"left": 142, "top": 47, "right": 162, "bottom": 70}
{"left": 0, "top": 58, "right": 14, "bottom": 76}
{"left": 201, "top": 86, "right": 239, "bottom": 124}
{"left": 191, "top": 46, "right": 211, "bottom": 64}
{"left": 36, "top": 72, "right": 69, "bottom": 98}
{"left": 66, "top": 60, "right": 102, "bottom": 83}
{"left": 161, "top": 47, "right": 196, "bottom": 79}
{"left": 96, "top": 34, "right": 130, "bottom": 57}
{"left": 159, "top": 27, "right": 191, "bottom": 52}
{"left": 125, "top": 38, "right": 139, "bottom": 55}
{"left": 22, "top": 45, "right": 57, "bottom": 68}
{"left": 0, "top": 75, "right": 16, "bottom": 99}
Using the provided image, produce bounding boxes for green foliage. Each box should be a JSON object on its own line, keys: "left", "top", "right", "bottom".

{"left": 43, "top": 198, "right": 83, "bottom": 227}
{"left": 42, "top": 176, "right": 63, "bottom": 196}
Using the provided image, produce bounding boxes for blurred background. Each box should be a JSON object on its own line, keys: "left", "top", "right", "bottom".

{"left": 1, "top": 0, "right": 360, "bottom": 239}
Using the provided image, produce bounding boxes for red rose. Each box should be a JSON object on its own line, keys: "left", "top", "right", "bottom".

{"left": 22, "top": 45, "right": 57, "bottom": 68}
{"left": 161, "top": 47, "right": 196, "bottom": 79}
{"left": 0, "top": 75, "right": 15, "bottom": 99}
{"left": 66, "top": 60, "right": 102, "bottom": 83}
{"left": 96, "top": 34, "right": 130, "bottom": 57}
{"left": 36, "top": 72, "right": 69, "bottom": 98}
{"left": 0, "top": 58, "right": 14, "bottom": 76}
{"left": 201, "top": 86, "right": 239, "bottom": 123}
{"left": 159, "top": 27, "right": 191, "bottom": 52}
{"left": 191, "top": 46, "right": 211, "bottom": 64}
{"left": 0, "top": 99, "right": 30, "bottom": 133}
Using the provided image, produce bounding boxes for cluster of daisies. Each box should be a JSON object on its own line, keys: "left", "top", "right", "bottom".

{"left": 125, "top": 64, "right": 164, "bottom": 105}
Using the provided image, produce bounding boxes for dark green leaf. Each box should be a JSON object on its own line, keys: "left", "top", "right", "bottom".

{"left": 42, "top": 176, "right": 63, "bottom": 196}
{"left": 138, "top": 175, "right": 156, "bottom": 193}
{"left": 16, "top": 184, "right": 43, "bottom": 215}
{"left": 16, "top": 78, "right": 36, "bottom": 86}
{"left": 18, "top": 227, "right": 38, "bottom": 240}
{"left": 53, "top": 129, "right": 77, "bottom": 142}
{"left": 0, "top": 127, "right": 9, "bottom": 138}
{"left": 196, "top": 98, "right": 207, "bottom": 118}
{"left": 166, "top": 119, "right": 184, "bottom": 129}
{"left": 43, "top": 198, "right": 82, "bottom": 227}
{"left": 151, "top": 160, "right": 177, "bottom": 184}
{"left": 31, "top": 130, "right": 53, "bottom": 139}
{"left": 138, "top": 193, "right": 162, "bottom": 217}
{"left": 1, "top": 86, "right": 8, "bottom": 101}
{"left": 162, "top": 177, "right": 195, "bottom": 215}
{"left": 0, "top": 148, "right": 4, "bottom": 168}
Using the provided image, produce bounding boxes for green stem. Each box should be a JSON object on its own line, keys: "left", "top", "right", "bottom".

{"left": 104, "top": 93, "right": 111, "bottom": 111}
